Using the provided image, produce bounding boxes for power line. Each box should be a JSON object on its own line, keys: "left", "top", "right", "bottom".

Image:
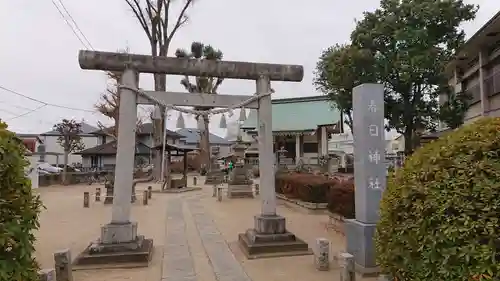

{"left": 50, "top": 0, "right": 91, "bottom": 49}
{"left": 6, "top": 104, "right": 48, "bottom": 121}
{"left": 0, "top": 101, "right": 36, "bottom": 111}
{"left": 0, "top": 85, "right": 95, "bottom": 113}
{"left": 0, "top": 108, "right": 19, "bottom": 116}
{"left": 54, "top": 0, "right": 94, "bottom": 50}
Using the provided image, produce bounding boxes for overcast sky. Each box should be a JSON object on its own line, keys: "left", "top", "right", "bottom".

{"left": 0, "top": 0, "right": 498, "bottom": 136}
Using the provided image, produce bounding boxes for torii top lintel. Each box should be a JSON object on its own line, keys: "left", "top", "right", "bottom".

{"left": 78, "top": 50, "right": 304, "bottom": 82}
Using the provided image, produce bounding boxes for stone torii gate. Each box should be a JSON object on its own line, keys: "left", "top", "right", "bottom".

{"left": 74, "top": 50, "right": 310, "bottom": 265}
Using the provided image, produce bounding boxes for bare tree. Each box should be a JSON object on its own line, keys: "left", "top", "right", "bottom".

{"left": 95, "top": 47, "right": 145, "bottom": 139}
{"left": 176, "top": 42, "right": 223, "bottom": 169}
{"left": 124, "top": 0, "right": 196, "bottom": 179}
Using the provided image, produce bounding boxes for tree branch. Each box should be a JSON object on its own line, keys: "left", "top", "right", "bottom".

{"left": 167, "top": 0, "right": 193, "bottom": 42}
{"left": 124, "top": 0, "right": 153, "bottom": 40}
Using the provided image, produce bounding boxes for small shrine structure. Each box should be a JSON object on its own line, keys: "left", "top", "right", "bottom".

{"left": 152, "top": 143, "right": 197, "bottom": 190}
{"left": 242, "top": 95, "right": 341, "bottom": 165}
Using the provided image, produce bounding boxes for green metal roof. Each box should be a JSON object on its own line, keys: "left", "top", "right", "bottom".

{"left": 242, "top": 95, "right": 340, "bottom": 132}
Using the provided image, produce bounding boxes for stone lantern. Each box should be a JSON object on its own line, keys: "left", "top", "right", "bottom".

{"left": 227, "top": 137, "right": 254, "bottom": 198}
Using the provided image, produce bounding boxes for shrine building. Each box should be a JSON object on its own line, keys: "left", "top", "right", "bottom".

{"left": 241, "top": 95, "right": 341, "bottom": 165}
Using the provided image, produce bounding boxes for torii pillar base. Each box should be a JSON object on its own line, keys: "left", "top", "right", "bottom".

{"left": 238, "top": 215, "right": 312, "bottom": 259}
{"left": 72, "top": 222, "right": 154, "bottom": 269}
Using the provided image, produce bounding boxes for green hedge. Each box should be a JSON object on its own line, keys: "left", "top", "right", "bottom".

{"left": 0, "top": 121, "right": 43, "bottom": 281}
{"left": 376, "top": 117, "right": 500, "bottom": 280}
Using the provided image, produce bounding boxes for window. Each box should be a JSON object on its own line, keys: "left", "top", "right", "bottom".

{"left": 211, "top": 146, "right": 220, "bottom": 154}
{"left": 302, "top": 142, "right": 318, "bottom": 153}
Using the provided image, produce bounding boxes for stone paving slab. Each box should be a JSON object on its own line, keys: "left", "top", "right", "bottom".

{"left": 162, "top": 200, "right": 197, "bottom": 281}
{"left": 187, "top": 199, "right": 252, "bottom": 281}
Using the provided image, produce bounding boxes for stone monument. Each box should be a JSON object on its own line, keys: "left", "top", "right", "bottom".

{"left": 227, "top": 137, "right": 254, "bottom": 198}
{"left": 204, "top": 150, "right": 224, "bottom": 185}
{"left": 344, "top": 83, "right": 386, "bottom": 275}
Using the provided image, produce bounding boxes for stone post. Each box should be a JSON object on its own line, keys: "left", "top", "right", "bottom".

{"left": 314, "top": 238, "right": 330, "bottom": 271}
{"left": 83, "top": 192, "right": 89, "bottom": 208}
{"left": 147, "top": 186, "right": 152, "bottom": 199}
{"left": 345, "top": 83, "right": 386, "bottom": 275}
{"left": 107, "top": 68, "right": 137, "bottom": 227}
{"left": 212, "top": 185, "right": 217, "bottom": 197}
{"left": 142, "top": 190, "right": 148, "bottom": 205}
{"left": 54, "top": 249, "right": 73, "bottom": 281}
{"left": 193, "top": 176, "right": 197, "bottom": 186}
{"left": 217, "top": 187, "right": 222, "bottom": 202}
{"left": 38, "top": 268, "right": 56, "bottom": 281}
{"left": 339, "top": 252, "right": 355, "bottom": 281}
{"left": 257, "top": 76, "right": 276, "bottom": 215}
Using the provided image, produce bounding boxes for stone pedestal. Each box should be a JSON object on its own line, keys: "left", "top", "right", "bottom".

{"left": 238, "top": 215, "right": 311, "bottom": 259}
{"left": 205, "top": 169, "right": 224, "bottom": 185}
{"left": 345, "top": 219, "right": 379, "bottom": 276}
{"left": 73, "top": 222, "right": 153, "bottom": 269}
{"left": 227, "top": 166, "right": 253, "bottom": 198}
{"left": 205, "top": 152, "right": 224, "bottom": 185}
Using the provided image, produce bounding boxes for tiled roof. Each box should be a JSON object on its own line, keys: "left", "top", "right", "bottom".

{"left": 75, "top": 141, "right": 151, "bottom": 155}
{"left": 176, "top": 128, "right": 231, "bottom": 145}
{"left": 242, "top": 95, "right": 340, "bottom": 132}
{"left": 91, "top": 123, "right": 183, "bottom": 138}
{"left": 42, "top": 122, "right": 99, "bottom": 136}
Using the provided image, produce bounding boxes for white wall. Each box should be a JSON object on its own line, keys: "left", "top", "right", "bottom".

{"left": 328, "top": 132, "right": 401, "bottom": 154}
{"left": 41, "top": 135, "right": 99, "bottom": 165}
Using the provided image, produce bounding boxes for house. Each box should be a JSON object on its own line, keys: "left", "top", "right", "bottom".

{"left": 16, "top": 133, "right": 42, "bottom": 154}
{"left": 329, "top": 132, "right": 404, "bottom": 168}
{"left": 175, "top": 128, "right": 233, "bottom": 156}
{"left": 16, "top": 133, "right": 44, "bottom": 169}
{"left": 76, "top": 122, "right": 183, "bottom": 169}
{"left": 443, "top": 10, "right": 500, "bottom": 126}
{"left": 39, "top": 122, "right": 99, "bottom": 165}
{"left": 241, "top": 95, "right": 341, "bottom": 165}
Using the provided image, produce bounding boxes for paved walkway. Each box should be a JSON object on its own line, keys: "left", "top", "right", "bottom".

{"left": 33, "top": 177, "right": 377, "bottom": 281}
{"left": 158, "top": 178, "right": 377, "bottom": 281}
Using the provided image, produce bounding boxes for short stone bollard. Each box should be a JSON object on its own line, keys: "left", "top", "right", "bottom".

{"left": 54, "top": 249, "right": 73, "bottom": 281}
{"left": 147, "top": 186, "right": 152, "bottom": 199}
{"left": 212, "top": 185, "right": 217, "bottom": 197}
{"left": 83, "top": 192, "right": 89, "bottom": 208}
{"left": 95, "top": 188, "right": 101, "bottom": 202}
{"left": 38, "top": 268, "right": 56, "bottom": 281}
{"left": 339, "top": 252, "right": 355, "bottom": 281}
{"left": 193, "top": 176, "right": 197, "bottom": 186}
{"left": 314, "top": 238, "right": 330, "bottom": 271}
{"left": 255, "top": 183, "right": 260, "bottom": 195}
{"left": 217, "top": 187, "right": 222, "bottom": 202}
{"left": 143, "top": 190, "right": 148, "bottom": 205}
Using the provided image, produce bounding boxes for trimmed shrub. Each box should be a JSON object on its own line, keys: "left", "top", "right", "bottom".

{"left": 0, "top": 121, "right": 43, "bottom": 281}
{"left": 327, "top": 177, "right": 354, "bottom": 218}
{"left": 275, "top": 172, "right": 355, "bottom": 215}
{"left": 376, "top": 117, "right": 500, "bottom": 280}
{"left": 275, "top": 173, "right": 331, "bottom": 203}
